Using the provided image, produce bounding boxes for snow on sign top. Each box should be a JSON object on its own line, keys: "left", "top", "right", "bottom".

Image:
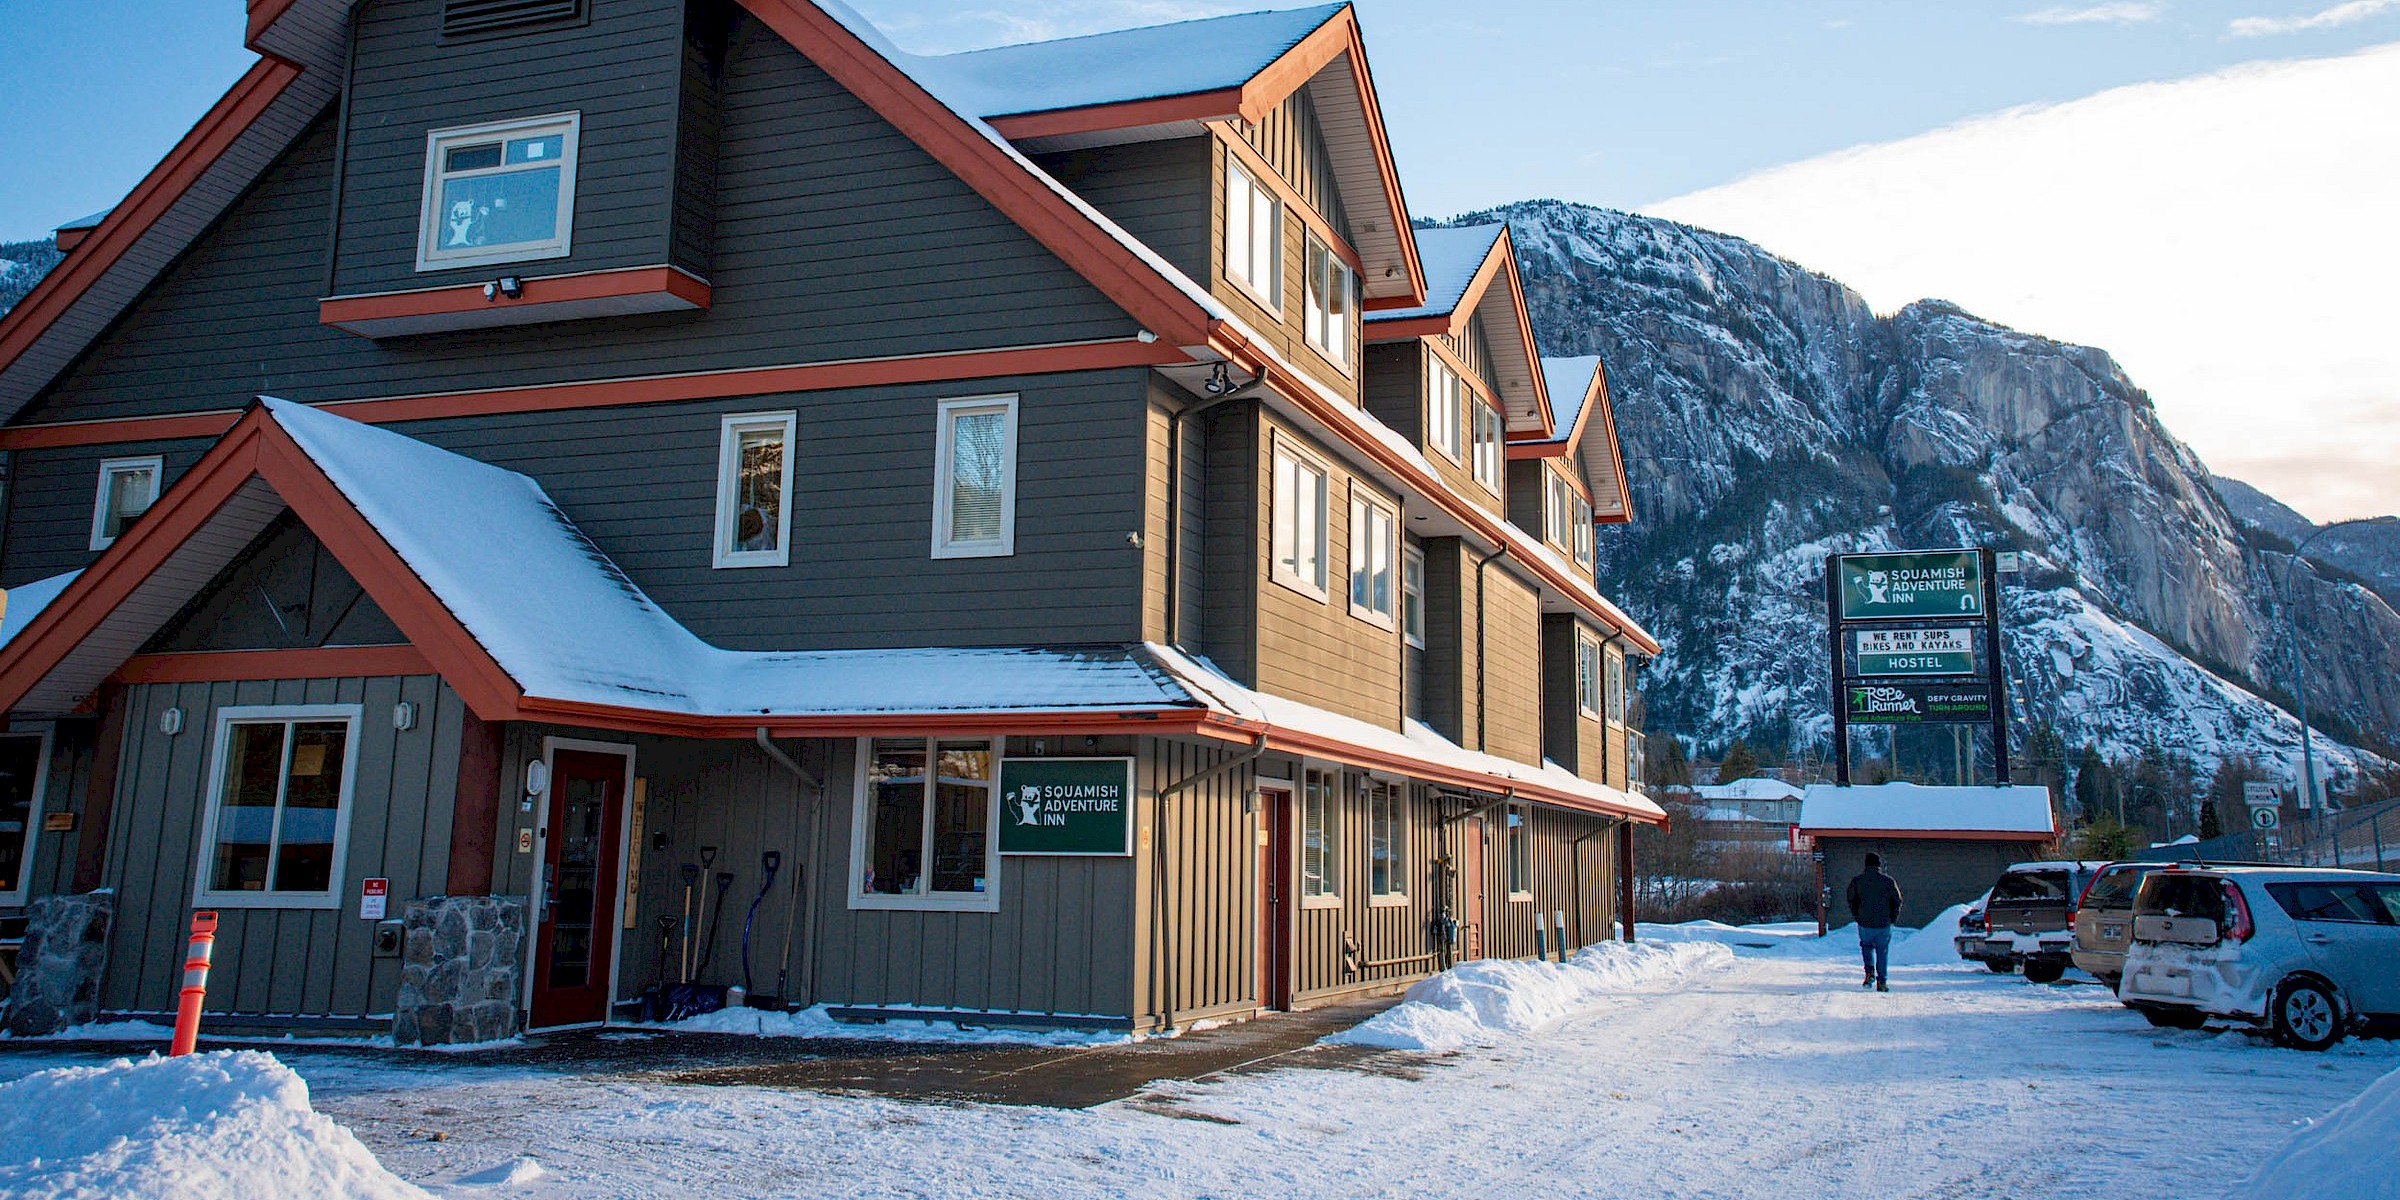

{"left": 1364, "top": 224, "right": 1504, "bottom": 324}
{"left": 911, "top": 4, "right": 1347, "bottom": 120}
{"left": 1798, "top": 783, "right": 2056, "bottom": 837}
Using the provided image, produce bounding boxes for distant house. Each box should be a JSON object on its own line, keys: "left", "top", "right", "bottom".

{"left": 1800, "top": 784, "right": 2059, "bottom": 925}
{"left": 1690, "top": 777, "right": 1805, "bottom": 854}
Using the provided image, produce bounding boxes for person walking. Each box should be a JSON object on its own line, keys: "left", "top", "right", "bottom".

{"left": 1847, "top": 853, "right": 1903, "bottom": 992}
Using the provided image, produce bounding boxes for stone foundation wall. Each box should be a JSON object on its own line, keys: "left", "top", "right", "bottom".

{"left": 5, "top": 892, "right": 115, "bottom": 1036}
{"left": 392, "top": 895, "right": 524, "bottom": 1046}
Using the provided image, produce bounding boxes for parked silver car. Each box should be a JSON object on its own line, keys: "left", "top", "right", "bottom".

{"left": 2118, "top": 866, "right": 2400, "bottom": 1050}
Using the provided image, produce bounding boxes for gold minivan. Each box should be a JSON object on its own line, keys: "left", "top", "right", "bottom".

{"left": 2070, "top": 861, "right": 2167, "bottom": 991}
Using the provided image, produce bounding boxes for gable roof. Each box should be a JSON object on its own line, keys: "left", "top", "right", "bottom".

{"left": 1364, "top": 224, "right": 1550, "bottom": 436}
{"left": 1799, "top": 783, "right": 2058, "bottom": 840}
{"left": 924, "top": 6, "right": 1346, "bottom": 123}
{"left": 1514, "top": 355, "right": 1632, "bottom": 524}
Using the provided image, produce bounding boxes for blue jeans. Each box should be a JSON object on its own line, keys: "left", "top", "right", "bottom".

{"left": 1859, "top": 924, "right": 1892, "bottom": 985}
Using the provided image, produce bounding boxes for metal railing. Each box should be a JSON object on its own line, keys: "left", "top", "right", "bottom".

{"left": 2129, "top": 798, "right": 2400, "bottom": 871}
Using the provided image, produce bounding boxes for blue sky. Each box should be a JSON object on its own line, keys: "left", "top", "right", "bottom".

{"left": 3, "top": 1, "right": 2396, "bottom": 238}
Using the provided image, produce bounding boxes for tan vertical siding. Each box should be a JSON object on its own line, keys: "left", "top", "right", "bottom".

{"left": 1139, "top": 738, "right": 1259, "bottom": 1027}
{"left": 1480, "top": 567, "right": 1545, "bottom": 766}
{"left": 1480, "top": 804, "right": 1621, "bottom": 960}
{"left": 1250, "top": 417, "right": 1404, "bottom": 729}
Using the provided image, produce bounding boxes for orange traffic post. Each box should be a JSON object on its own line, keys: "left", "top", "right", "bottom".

{"left": 169, "top": 910, "right": 218, "bottom": 1056}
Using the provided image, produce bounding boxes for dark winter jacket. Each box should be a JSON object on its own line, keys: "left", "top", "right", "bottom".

{"left": 1847, "top": 869, "right": 1904, "bottom": 929}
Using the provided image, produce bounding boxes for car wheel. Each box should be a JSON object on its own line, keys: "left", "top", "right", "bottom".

{"left": 1985, "top": 959, "right": 2016, "bottom": 974}
{"left": 2138, "top": 1005, "right": 2206, "bottom": 1030}
{"left": 2101, "top": 974, "right": 2122, "bottom": 995}
{"left": 2023, "top": 959, "right": 2065, "bottom": 985}
{"left": 2272, "top": 979, "right": 2344, "bottom": 1051}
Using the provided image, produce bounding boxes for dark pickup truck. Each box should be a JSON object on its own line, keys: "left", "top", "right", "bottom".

{"left": 1956, "top": 861, "right": 2110, "bottom": 983}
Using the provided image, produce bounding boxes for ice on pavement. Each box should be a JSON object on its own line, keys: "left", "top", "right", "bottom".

{"left": 0, "top": 1050, "right": 429, "bottom": 1200}
{"left": 2238, "top": 1062, "right": 2400, "bottom": 1200}
{"left": 1327, "top": 940, "right": 1732, "bottom": 1052}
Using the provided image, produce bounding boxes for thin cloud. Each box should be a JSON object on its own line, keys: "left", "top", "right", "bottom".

{"left": 2019, "top": 2, "right": 2167, "bottom": 25}
{"left": 2231, "top": 0, "right": 2400, "bottom": 36}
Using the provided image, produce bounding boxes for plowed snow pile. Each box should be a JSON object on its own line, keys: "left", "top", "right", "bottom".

{"left": 0, "top": 1050, "right": 427, "bottom": 1200}
{"left": 1326, "top": 940, "right": 1731, "bottom": 1052}
{"left": 2238, "top": 1062, "right": 2400, "bottom": 1200}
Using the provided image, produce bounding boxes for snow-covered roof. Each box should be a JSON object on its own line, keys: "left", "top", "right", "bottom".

{"left": 916, "top": 5, "right": 1346, "bottom": 119}
{"left": 1694, "top": 776, "right": 1803, "bottom": 802}
{"left": 54, "top": 208, "right": 110, "bottom": 234}
{"left": 0, "top": 571, "right": 79, "bottom": 654}
{"left": 1366, "top": 224, "right": 1502, "bottom": 324}
{"left": 1532, "top": 356, "right": 1601, "bottom": 445}
{"left": 1798, "top": 783, "right": 2056, "bottom": 838}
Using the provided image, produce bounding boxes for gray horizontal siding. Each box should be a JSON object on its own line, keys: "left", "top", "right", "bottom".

{"left": 1036, "top": 137, "right": 1210, "bottom": 286}
{"left": 21, "top": 10, "right": 1133, "bottom": 428}
{"left": 1, "top": 438, "right": 212, "bottom": 588}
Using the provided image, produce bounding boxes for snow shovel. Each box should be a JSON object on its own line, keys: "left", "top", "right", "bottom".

{"left": 741, "top": 851, "right": 782, "bottom": 1007}
{"left": 676, "top": 863, "right": 700, "bottom": 982}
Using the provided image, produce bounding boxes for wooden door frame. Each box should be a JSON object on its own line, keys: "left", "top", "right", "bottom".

{"left": 520, "top": 736, "right": 637, "bottom": 1031}
{"left": 1257, "top": 780, "right": 1294, "bottom": 1013}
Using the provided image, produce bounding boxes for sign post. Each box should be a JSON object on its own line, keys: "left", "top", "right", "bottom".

{"left": 1827, "top": 548, "right": 2008, "bottom": 785}
{"left": 997, "top": 758, "right": 1136, "bottom": 856}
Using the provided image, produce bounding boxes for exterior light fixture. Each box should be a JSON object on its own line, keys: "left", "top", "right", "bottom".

{"left": 159, "top": 706, "right": 184, "bottom": 736}
{"left": 392, "top": 701, "right": 418, "bottom": 731}
{"left": 525, "top": 759, "right": 550, "bottom": 798}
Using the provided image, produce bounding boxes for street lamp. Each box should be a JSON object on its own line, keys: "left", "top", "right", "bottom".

{"left": 2278, "top": 515, "right": 2400, "bottom": 828}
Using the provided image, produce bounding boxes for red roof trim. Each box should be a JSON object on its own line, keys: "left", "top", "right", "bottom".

{"left": 985, "top": 88, "right": 1246, "bottom": 140}
{"left": 318, "top": 266, "right": 711, "bottom": 337}
{"left": 114, "top": 646, "right": 433, "bottom": 685}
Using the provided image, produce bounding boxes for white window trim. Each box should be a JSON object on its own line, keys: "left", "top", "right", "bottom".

{"left": 712, "top": 411, "right": 797, "bottom": 569}
{"left": 1303, "top": 234, "right": 1356, "bottom": 374}
{"left": 1346, "top": 488, "right": 1396, "bottom": 630}
{"left": 1576, "top": 629, "right": 1603, "bottom": 719}
{"left": 89, "top": 455, "right": 163, "bottom": 552}
{"left": 1505, "top": 803, "right": 1534, "bottom": 902}
{"left": 1427, "top": 356, "right": 1463, "bottom": 463}
{"left": 1299, "top": 767, "right": 1340, "bottom": 909}
{"left": 416, "top": 111, "right": 581, "bottom": 272}
{"left": 0, "top": 729, "right": 53, "bottom": 908}
{"left": 931, "top": 395, "right": 1019, "bottom": 560}
{"left": 1402, "top": 543, "right": 1426, "bottom": 650}
{"left": 191, "top": 704, "right": 364, "bottom": 911}
{"left": 846, "top": 736, "right": 1002, "bottom": 913}
{"left": 1270, "top": 437, "right": 1330, "bottom": 602}
{"left": 1607, "top": 650, "right": 1626, "bottom": 727}
{"left": 1471, "top": 403, "right": 1505, "bottom": 496}
{"left": 1366, "top": 776, "right": 1407, "bottom": 905}
{"left": 1573, "top": 492, "right": 1596, "bottom": 572}
{"left": 1223, "top": 150, "right": 1282, "bottom": 313}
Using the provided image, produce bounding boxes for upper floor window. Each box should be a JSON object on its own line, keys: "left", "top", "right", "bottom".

{"left": 194, "top": 706, "right": 361, "bottom": 909}
{"left": 1347, "top": 492, "right": 1395, "bottom": 628}
{"left": 714, "top": 413, "right": 795, "bottom": 569}
{"left": 1543, "top": 469, "right": 1573, "bottom": 550}
{"left": 1471, "top": 403, "right": 1504, "bottom": 494}
{"left": 933, "top": 396, "right": 1019, "bottom": 559}
{"left": 1224, "top": 153, "right": 1281, "bottom": 310}
{"left": 89, "top": 455, "right": 162, "bottom": 552}
{"left": 1401, "top": 543, "right": 1426, "bottom": 649}
{"left": 1428, "top": 358, "right": 1463, "bottom": 462}
{"left": 1303, "top": 234, "right": 1355, "bottom": 367}
{"left": 1576, "top": 628, "right": 1602, "bottom": 718}
{"left": 417, "top": 112, "right": 580, "bottom": 271}
{"left": 1301, "top": 768, "right": 1338, "bottom": 904}
{"left": 1606, "top": 650, "right": 1626, "bottom": 725}
{"left": 1271, "top": 443, "right": 1329, "bottom": 598}
{"left": 1573, "top": 492, "right": 1596, "bottom": 573}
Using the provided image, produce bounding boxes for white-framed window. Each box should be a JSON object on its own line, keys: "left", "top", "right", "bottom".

{"left": 1401, "top": 543, "right": 1426, "bottom": 649}
{"left": 1606, "top": 651, "right": 1626, "bottom": 725}
{"left": 192, "top": 705, "right": 362, "bottom": 910}
{"left": 1224, "top": 151, "right": 1281, "bottom": 310}
{"left": 1573, "top": 492, "right": 1596, "bottom": 572}
{"left": 1427, "top": 357, "right": 1463, "bottom": 462}
{"left": 1347, "top": 491, "right": 1395, "bottom": 628}
{"left": 1365, "top": 777, "right": 1405, "bottom": 902}
{"left": 89, "top": 455, "right": 163, "bottom": 552}
{"left": 416, "top": 112, "right": 580, "bottom": 271}
{"left": 1471, "top": 402, "right": 1504, "bottom": 494}
{"left": 850, "top": 736, "right": 998, "bottom": 912}
{"left": 1271, "top": 441, "right": 1329, "bottom": 599}
{"left": 1576, "top": 628, "right": 1603, "bottom": 718}
{"left": 1505, "top": 803, "right": 1533, "bottom": 900}
{"left": 1300, "top": 768, "right": 1337, "bottom": 905}
{"left": 932, "top": 395, "right": 1019, "bottom": 559}
{"left": 0, "top": 730, "right": 52, "bottom": 907}
{"left": 713, "top": 412, "right": 795, "bottom": 569}
{"left": 1303, "top": 234, "right": 1354, "bottom": 367}
{"left": 1543, "top": 468, "right": 1573, "bottom": 551}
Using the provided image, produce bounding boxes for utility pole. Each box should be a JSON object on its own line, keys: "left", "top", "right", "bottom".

{"left": 2279, "top": 516, "right": 2398, "bottom": 829}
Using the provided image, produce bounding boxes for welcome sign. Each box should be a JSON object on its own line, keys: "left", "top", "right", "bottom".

{"left": 997, "top": 758, "right": 1135, "bottom": 856}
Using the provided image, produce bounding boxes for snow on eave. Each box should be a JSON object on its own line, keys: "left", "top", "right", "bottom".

{"left": 1367, "top": 224, "right": 1504, "bottom": 324}
{"left": 915, "top": 4, "right": 1348, "bottom": 120}
{"left": 1798, "top": 783, "right": 2057, "bottom": 837}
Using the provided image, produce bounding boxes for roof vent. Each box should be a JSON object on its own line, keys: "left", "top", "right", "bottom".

{"left": 443, "top": 0, "right": 584, "bottom": 39}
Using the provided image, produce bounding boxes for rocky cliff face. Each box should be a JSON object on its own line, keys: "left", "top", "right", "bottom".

{"left": 1454, "top": 199, "right": 2399, "bottom": 779}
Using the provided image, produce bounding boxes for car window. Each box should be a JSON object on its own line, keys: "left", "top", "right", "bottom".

{"left": 2373, "top": 885, "right": 2400, "bottom": 925}
{"left": 2266, "top": 883, "right": 2388, "bottom": 925}
{"left": 1993, "top": 871, "right": 2069, "bottom": 901}
{"left": 2136, "top": 874, "right": 2225, "bottom": 920}
{"left": 2082, "top": 865, "right": 2155, "bottom": 908}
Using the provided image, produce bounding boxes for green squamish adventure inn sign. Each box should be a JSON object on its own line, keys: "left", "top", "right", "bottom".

{"left": 1837, "top": 550, "right": 1985, "bottom": 621}
{"left": 997, "top": 757, "right": 1135, "bottom": 856}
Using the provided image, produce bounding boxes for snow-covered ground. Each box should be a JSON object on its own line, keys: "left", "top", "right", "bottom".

{"left": 1, "top": 925, "right": 2392, "bottom": 1199}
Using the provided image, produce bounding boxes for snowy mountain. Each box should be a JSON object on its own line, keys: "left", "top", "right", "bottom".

{"left": 1450, "top": 199, "right": 2399, "bottom": 782}
{"left": 2212, "top": 475, "right": 2400, "bottom": 609}
{"left": 0, "top": 240, "right": 62, "bottom": 316}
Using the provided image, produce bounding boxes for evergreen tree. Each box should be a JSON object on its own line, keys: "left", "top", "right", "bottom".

{"left": 1716, "top": 739, "right": 1761, "bottom": 783}
{"left": 2072, "top": 744, "right": 2111, "bottom": 820}
{"left": 1648, "top": 732, "right": 1694, "bottom": 789}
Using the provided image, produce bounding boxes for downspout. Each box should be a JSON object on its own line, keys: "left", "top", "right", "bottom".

{"left": 755, "top": 728, "right": 822, "bottom": 1004}
{"left": 1164, "top": 387, "right": 1256, "bottom": 648}
{"left": 1620, "top": 814, "right": 1637, "bottom": 943}
{"left": 1472, "top": 544, "right": 1507, "bottom": 752}
{"left": 1150, "top": 735, "right": 1267, "bottom": 1032}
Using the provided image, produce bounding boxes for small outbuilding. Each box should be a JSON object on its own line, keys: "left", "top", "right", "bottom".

{"left": 1799, "top": 783, "right": 2059, "bottom": 927}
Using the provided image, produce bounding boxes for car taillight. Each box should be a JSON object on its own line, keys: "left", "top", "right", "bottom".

{"left": 2221, "top": 880, "right": 2254, "bottom": 943}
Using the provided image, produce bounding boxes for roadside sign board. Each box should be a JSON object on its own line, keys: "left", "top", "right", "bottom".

{"left": 2251, "top": 806, "right": 2281, "bottom": 832}
{"left": 1836, "top": 551, "right": 1985, "bottom": 621}
{"left": 359, "top": 877, "right": 388, "bottom": 921}
{"left": 997, "top": 758, "right": 1135, "bottom": 856}
{"left": 1850, "top": 627, "right": 1978, "bottom": 676}
{"left": 1787, "top": 825, "right": 1811, "bottom": 854}
{"left": 1843, "top": 681, "right": 1995, "bottom": 725}
{"left": 2243, "top": 781, "right": 2278, "bottom": 808}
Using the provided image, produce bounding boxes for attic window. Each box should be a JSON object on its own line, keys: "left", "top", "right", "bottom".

{"left": 416, "top": 113, "right": 579, "bottom": 271}
{"left": 442, "top": 0, "right": 585, "bottom": 39}
{"left": 90, "top": 455, "right": 162, "bottom": 552}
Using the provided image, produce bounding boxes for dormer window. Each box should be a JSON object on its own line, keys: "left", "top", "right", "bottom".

{"left": 416, "top": 113, "right": 580, "bottom": 271}
{"left": 1224, "top": 152, "right": 1281, "bottom": 310}
{"left": 1303, "top": 234, "right": 1354, "bottom": 367}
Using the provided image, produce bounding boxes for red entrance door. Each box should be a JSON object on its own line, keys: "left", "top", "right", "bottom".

{"left": 529, "top": 749, "right": 629, "bottom": 1029}
{"left": 1459, "top": 815, "right": 1487, "bottom": 960}
{"left": 1258, "top": 784, "right": 1293, "bottom": 1011}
